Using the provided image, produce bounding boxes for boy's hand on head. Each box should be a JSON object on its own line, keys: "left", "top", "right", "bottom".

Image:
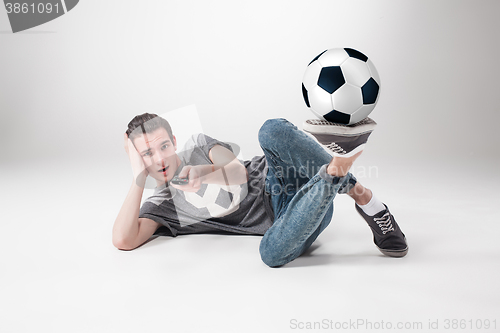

{"left": 170, "top": 165, "right": 202, "bottom": 192}
{"left": 124, "top": 133, "right": 149, "bottom": 184}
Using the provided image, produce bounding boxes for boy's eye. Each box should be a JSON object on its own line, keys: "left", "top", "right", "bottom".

{"left": 143, "top": 152, "right": 152, "bottom": 156}
{"left": 161, "top": 144, "right": 169, "bottom": 149}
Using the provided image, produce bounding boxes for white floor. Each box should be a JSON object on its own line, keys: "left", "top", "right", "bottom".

{"left": 1, "top": 155, "right": 499, "bottom": 333}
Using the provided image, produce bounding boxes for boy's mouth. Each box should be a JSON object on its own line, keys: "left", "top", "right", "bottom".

{"left": 158, "top": 166, "right": 169, "bottom": 173}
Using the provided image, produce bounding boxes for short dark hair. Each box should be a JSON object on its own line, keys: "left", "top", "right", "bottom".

{"left": 126, "top": 113, "right": 174, "bottom": 142}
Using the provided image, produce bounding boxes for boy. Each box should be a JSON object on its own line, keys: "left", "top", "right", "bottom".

{"left": 113, "top": 113, "right": 407, "bottom": 267}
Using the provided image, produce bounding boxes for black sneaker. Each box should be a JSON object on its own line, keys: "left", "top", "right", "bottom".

{"left": 302, "top": 117, "right": 377, "bottom": 157}
{"left": 355, "top": 203, "right": 408, "bottom": 257}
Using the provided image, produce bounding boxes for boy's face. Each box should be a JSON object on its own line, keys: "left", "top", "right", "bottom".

{"left": 132, "top": 128, "right": 180, "bottom": 184}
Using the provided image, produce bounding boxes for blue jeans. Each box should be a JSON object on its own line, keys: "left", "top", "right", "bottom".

{"left": 258, "top": 118, "right": 357, "bottom": 267}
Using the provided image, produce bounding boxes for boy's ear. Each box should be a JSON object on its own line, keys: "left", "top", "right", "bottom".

{"left": 173, "top": 135, "right": 177, "bottom": 150}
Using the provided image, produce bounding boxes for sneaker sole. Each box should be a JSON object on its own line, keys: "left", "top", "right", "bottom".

{"left": 303, "top": 130, "right": 371, "bottom": 157}
{"left": 302, "top": 117, "right": 377, "bottom": 136}
{"left": 302, "top": 117, "right": 377, "bottom": 157}
{"left": 377, "top": 243, "right": 409, "bottom": 258}
{"left": 355, "top": 204, "right": 409, "bottom": 258}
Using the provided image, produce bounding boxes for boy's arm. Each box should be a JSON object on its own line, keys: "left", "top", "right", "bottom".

{"left": 112, "top": 179, "right": 161, "bottom": 250}
{"left": 171, "top": 145, "right": 248, "bottom": 192}
{"left": 112, "top": 134, "right": 161, "bottom": 250}
{"left": 204, "top": 144, "right": 248, "bottom": 184}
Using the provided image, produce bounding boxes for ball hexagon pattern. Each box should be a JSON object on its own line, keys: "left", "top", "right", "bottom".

{"left": 302, "top": 48, "right": 381, "bottom": 125}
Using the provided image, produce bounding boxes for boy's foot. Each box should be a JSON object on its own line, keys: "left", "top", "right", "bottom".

{"left": 355, "top": 203, "right": 408, "bottom": 257}
{"left": 302, "top": 117, "right": 377, "bottom": 157}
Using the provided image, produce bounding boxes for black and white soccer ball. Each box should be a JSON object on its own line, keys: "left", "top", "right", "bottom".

{"left": 302, "top": 48, "right": 381, "bottom": 125}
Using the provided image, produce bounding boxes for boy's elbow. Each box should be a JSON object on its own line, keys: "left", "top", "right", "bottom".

{"left": 112, "top": 237, "right": 135, "bottom": 251}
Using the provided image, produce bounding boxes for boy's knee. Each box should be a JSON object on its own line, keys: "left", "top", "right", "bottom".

{"left": 259, "top": 251, "right": 284, "bottom": 268}
{"left": 258, "top": 118, "right": 293, "bottom": 148}
{"left": 259, "top": 241, "right": 286, "bottom": 268}
{"left": 259, "top": 118, "right": 283, "bottom": 143}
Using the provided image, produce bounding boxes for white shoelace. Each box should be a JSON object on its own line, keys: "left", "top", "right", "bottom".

{"left": 326, "top": 142, "right": 346, "bottom": 154}
{"left": 374, "top": 212, "right": 395, "bottom": 234}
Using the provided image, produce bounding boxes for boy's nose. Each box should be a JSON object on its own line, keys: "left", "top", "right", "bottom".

{"left": 152, "top": 152, "right": 162, "bottom": 164}
{"left": 153, "top": 151, "right": 167, "bottom": 166}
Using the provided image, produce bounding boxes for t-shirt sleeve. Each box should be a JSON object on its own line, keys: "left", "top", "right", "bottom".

{"left": 183, "top": 133, "right": 233, "bottom": 161}
{"left": 139, "top": 201, "right": 178, "bottom": 237}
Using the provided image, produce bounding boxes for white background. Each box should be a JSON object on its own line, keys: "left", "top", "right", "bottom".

{"left": 1, "top": 1, "right": 499, "bottom": 332}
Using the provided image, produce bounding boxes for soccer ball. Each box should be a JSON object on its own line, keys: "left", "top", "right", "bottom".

{"left": 302, "top": 48, "right": 381, "bottom": 125}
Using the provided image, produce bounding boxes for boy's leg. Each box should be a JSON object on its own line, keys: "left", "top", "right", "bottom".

{"left": 258, "top": 118, "right": 356, "bottom": 216}
{"left": 259, "top": 154, "right": 359, "bottom": 267}
{"left": 347, "top": 182, "right": 408, "bottom": 257}
{"left": 303, "top": 117, "right": 408, "bottom": 258}
{"left": 258, "top": 119, "right": 357, "bottom": 267}
{"left": 257, "top": 118, "right": 407, "bottom": 267}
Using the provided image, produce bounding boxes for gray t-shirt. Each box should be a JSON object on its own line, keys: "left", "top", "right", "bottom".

{"left": 139, "top": 133, "right": 274, "bottom": 237}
